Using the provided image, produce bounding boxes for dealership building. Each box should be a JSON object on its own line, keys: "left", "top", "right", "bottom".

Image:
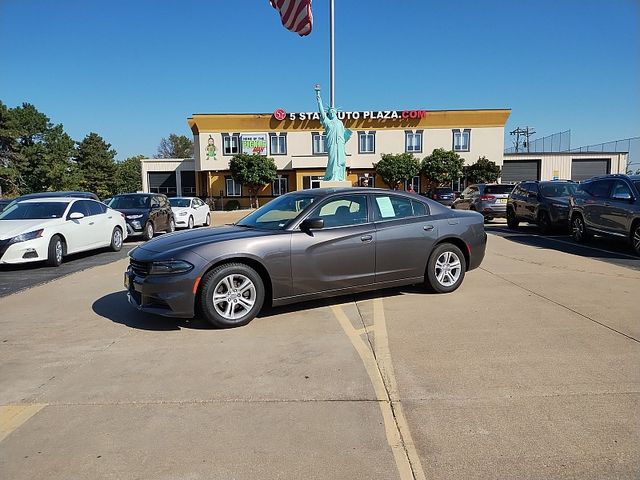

{"left": 140, "top": 108, "right": 628, "bottom": 207}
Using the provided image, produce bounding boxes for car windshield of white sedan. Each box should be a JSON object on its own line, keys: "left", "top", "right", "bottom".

{"left": 0, "top": 202, "right": 68, "bottom": 220}
{"left": 236, "top": 195, "right": 316, "bottom": 230}
{"left": 169, "top": 198, "right": 191, "bottom": 208}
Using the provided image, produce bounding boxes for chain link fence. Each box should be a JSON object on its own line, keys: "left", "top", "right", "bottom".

{"left": 504, "top": 130, "right": 571, "bottom": 153}
{"left": 568, "top": 137, "right": 639, "bottom": 173}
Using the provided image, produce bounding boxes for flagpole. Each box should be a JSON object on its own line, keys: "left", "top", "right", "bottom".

{"left": 329, "top": 0, "right": 335, "bottom": 108}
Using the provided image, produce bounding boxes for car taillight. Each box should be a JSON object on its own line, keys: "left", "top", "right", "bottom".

{"left": 433, "top": 194, "right": 439, "bottom": 199}
{"left": 480, "top": 195, "right": 495, "bottom": 200}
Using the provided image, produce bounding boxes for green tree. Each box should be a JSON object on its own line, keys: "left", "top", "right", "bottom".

{"left": 32, "top": 124, "right": 82, "bottom": 192}
{"left": 156, "top": 133, "right": 193, "bottom": 158}
{"left": 114, "top": 155, "right": 144, "bottom": 194}
{"left": 463, "top": 156, "right": 501, "bottom": 184}
{"left": 75, "top": 132, "right": 117, "bottom": 198}
{"left": 229, "top": 153, "right": 277, "bottom": 208}
{"left": 421, "top": 148, "right": 464, "bottom": 186}
{"left": 374, "top": 153, "right": 420, "bottom": 190}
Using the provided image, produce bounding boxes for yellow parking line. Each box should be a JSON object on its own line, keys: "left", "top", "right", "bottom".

{"left": 331, "top": 304, "right": 418, "bottom": 480}
{"left": 0, "top": 404, "right": 46, "bottom": 442}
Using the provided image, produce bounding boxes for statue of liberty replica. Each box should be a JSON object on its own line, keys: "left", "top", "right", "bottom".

{"left": 315, "top": 84, "right": 352, "bottom": 182}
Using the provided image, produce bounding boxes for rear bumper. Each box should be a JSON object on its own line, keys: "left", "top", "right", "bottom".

{"left": 481, "top": 204, "right": 507, "bottom": 218}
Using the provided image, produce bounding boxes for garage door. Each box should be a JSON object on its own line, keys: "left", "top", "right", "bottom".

{"left": 148, "top": 172, "right": 177, "bottom": 196}
{"left": 501, "top": 160, "right": 540, "bottom": 183}
{"left": 571, "top": 159, "right": 610, "bottom": 181}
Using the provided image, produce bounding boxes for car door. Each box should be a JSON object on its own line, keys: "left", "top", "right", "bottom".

{"left": 63, "top": 200, "right": 94, "bottom": 253}
{"left": 372, "top": 194, "right": 437, "bottom": 283}
{"left": 584, "top": 180, "right": 613, "bottom": 230}
{"left": 523, "top": 183, "right": 540, "bottom": 221}
{"left": 85, "top": 200, "right": 111, "bottom": 246}
{"left": 606, "top": 180, "right": 635, "bottom": 236}
{"left": 290, "top": 194, "right": 375, "bottom": 295}
{"left": 150, "top": 195, "right": 165, "bottom": 229}
{"left": 193, "top": 198, "right": 207, "bottom": 225}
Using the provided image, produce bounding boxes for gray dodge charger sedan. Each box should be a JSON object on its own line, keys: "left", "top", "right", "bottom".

{"left": 125, "top": 188, "right": 487, "bottom": 328}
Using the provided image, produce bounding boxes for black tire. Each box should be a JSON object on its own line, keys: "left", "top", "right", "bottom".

{"left": 110, "top": 227, "right": 123, "bottom": 252}
{"left": 538, "top": 211, "right": 552, "bottom": 234}
{"left": 631, "top": 222, "right": 640, "bottom": 256}
{"left": 506, "top": 208, "right": 519, "bottom": 230}
{"left": 142, "top": 221, "right": 154, "bottom": 241}
{"left": 425, "top": 243, "right": 466, "bottom": 294}
{"left": 167, "top": 218, "right": 176, "bottom": 233}
{"left": 187, "top": 216, "right": 194, "bottom": 229}
{"left": 199, "top": 263, "right": 265, "bottom": 328}
{"left": 204, "top": 213, "right": 211, "bottom": 226}
{"left": 571, "top": 214, "right": 590, "bottom": 243}
{"left": 46, "top": 235, "right": 64, "bottom": 267}
{"left": 484, "top": 216, "right": 493, "bottom": 223}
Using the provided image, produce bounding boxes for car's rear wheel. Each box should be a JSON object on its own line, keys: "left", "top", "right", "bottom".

{"left": 571, "top": 214, "right": 590, "bottom": 243}
{"left": 46, "top": 235, "right": 64, "bottom": 267}
{"left": 425, "top": 243, "right": 466, "bottom": 293}
{"left": 538, "top": 211, "right": 551, "bottom": 234}
{"left": 506, "top": 208, "right": 519, "bottom": 229}
{"left": 143, "top": 221, "right": 154, "bottom": 241}
{"left": 187, "top": 216, "right": 194, "bottom": 229}
{"left": 199, "top": 263, "right": 265, "bottom": 328}
{"left": 167, "top": 218, "right": 176, "bottom": 233}
{"left": 631, "top": 222, "right": 640, "bottom": 256}
{"left": 204, "top": 213, "right": 211, "bottom": 226}
{"left": 110, "top": 227, "right": 123, "bottom": 252}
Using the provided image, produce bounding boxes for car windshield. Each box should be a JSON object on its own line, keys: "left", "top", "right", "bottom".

{"left": 484, "top": 185, "right": 514, "bottom": 195}
{"left": 236, "top": 194, "right": 316, "bottom": 230}
{"left": 169, "top": 198, "right": 191, "bottom": 208}
{"left": 0, "top": 202, "right": 68, "bottom": 220}
{"left": 540, "top": 183, "right": 577, "bottom": 197}
{"left": 108, "top": 195, "right": 150, "bottom": 209}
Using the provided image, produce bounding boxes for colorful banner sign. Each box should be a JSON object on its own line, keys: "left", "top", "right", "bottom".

{"left": 241, "top": 133, "right": 268, "bottom": 155}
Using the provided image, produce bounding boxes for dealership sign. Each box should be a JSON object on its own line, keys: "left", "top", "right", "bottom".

{"left": 273, "top": 109, "right": 427, "bottom": 121}
{"left": 241, "top": 133, "right": 268, "bottom": 155}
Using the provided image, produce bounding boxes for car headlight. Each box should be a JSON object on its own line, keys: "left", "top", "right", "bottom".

{"left": 148, "top": 260, "right": 194, "bottom": 275}
{"left": 126, "top": 214, "right": 144, "bottom": 219}
{"left": 178, "top": 211, "right": 188, "bottom": 216}
{"left": 9, "top": 229, "right": 44, "bottom": 244}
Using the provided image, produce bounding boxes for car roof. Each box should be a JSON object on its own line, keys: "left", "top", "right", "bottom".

{"left": 170, "top": 196, "right": 196, "bottom": 200}
{"left": 112, "top": 193, "right": 154, "bottom": 197}
{"left": 17, "top": 191, "right": 98, "bottom": 200}
{"left": 20, "top": 197, "right": 77, "bottom": 203}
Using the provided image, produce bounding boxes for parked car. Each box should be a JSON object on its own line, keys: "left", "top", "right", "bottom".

{"left": 169, "top": 197, "right": 211, "bottom": 229}
{"left": 0, "top": 197, "right": 127, "bottom": 266}
{"left": 424, "top": 187, "right": 456, "bottom": 206}
{"left": 569, "top": 174, "right": 640, "bottom": 255}
{"left": 3, "top": 191, "right": 100, "bottom": 213}
{"left": 506, "top": 180, "right": 577, "bottom": 232}
{"left": 107, "top": 193, "right": 175, "bottom": 240}
{"left": 125, "top": 188, "right": 487, "bottom": 328}
{"left": 0, "top": 199, "right": 11, "bottom": 212}
{"left": 451, "top": 183, "right": 515, "bottom": 221}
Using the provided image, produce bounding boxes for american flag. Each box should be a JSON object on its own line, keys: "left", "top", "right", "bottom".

{"left": 270, "top": 0, "right": 313, "bottom": 37}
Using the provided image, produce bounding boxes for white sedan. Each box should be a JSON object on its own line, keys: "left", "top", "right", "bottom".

{"left": 169, "top": 197, "right": 211, "bottom": 229}
{"left": 0, "top": 197, "right": 127, "bottom": 266}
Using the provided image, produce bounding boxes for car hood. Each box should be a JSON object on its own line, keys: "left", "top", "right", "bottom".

{"left": 113, "top": 208, "right": 149, "bottom": 216}
{"left": 171, "top": 207, "right": 190, "bottom": 214}
{"left": 0, "top": 219, "right": 59, "bottom": 240}
{"left": 134, "top": 225, "right": 280, "bottom": 256}
{"left": 547, "top": 196, "right": 571, "bottom": 205}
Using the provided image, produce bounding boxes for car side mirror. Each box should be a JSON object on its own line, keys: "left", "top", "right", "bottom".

{"left": 151, "top": 203, "right": 160, "bottom": 209}
{"left": 69, "top": 212, "right": 85, "bottom": 220}
{"left": 611, "top": 192, "right": 632, "bottom": 201}
{"left": 300, "top": 217, "right": 324, "bottom": 231}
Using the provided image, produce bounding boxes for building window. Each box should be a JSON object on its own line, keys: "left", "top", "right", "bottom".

{"left": 405, "top": 130, "right": 423, "bottom": 153}
{"left": 302, "top": 175, "right": 324, "bottom": 189}
{"left": 270, "top": 133, "right": 287, "bottom": 155}
{"left": 222, "top": 133, "right": 240, "bottom": 155}
{"left": 312, "top": 133, "right": 327, "bottom": 155}
{"left": 225, "top": 177, "right": 242, "bottom": 196}
{"left": 405, "top": 176, "right": 420, "bottom": 193}
{"left": 272, "top": 175, "right": 288, "bottom": 196}
{"left": 358, "top": 173, "right": 375, "bottom": 187}
{"left": 358, "top": 131, "right": 375, "bottom": 154}
{"left": 452, "top": 129, "right": 471, "bottom": 152}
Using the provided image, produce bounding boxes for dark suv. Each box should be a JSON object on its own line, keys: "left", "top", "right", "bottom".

{"left": 569, "top": 174, "right": 640, "bottom": 255}
{"left": 107, "top": 193, "right": 175, "bottom": 240}
{"left": 506, "top": 180, "right": 577, "bottom": 232}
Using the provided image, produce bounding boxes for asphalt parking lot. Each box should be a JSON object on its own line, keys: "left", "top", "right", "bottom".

{"left": 1, "top": 214, "right": 638, "bottom": 479}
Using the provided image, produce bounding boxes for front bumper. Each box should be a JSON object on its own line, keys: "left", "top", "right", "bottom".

{"left": 125, "top": 265, "right": 196, "bottom": 318}
{"left": 125, "top": 220, "right": 145, "bottom": 236}
{"left": 549, "top": 208, "right": 570, "bottom": 226}
{"left": 0, "top": 236, "right": 49, "bottom": 264}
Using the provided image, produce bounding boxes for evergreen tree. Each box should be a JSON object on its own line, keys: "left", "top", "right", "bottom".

{"left": 75, "top": 132, "right": 117, "bottom": 198}
{"left": 115, "top": 155, "right": 144, "bottom": 194}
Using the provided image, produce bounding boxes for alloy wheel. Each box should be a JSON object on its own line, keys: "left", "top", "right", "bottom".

{"left": 55, "top": 241, "right": 63, "bottom": 264}
{"left": 434, "top": 251, "right": 462, "bottom": 287}
{"left": 572, "top": 216, "right": 584, "bottom": 242}
{"left": 212, "top": 274, "right": 256, "bottom": 321}
{"left": 633, "top": 225, "right": 640, "bottom": 255}
{"left": 113, "top": 229, "right": 123, "bottom": 249}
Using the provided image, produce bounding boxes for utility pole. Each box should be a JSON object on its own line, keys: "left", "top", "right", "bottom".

{"left": 510, "top": 126, "right": 536, "bottom": 153}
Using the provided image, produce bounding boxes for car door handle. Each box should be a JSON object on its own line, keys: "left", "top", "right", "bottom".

{"left": 360, "top": 234, "right": 373, "bottom": 243}
{"left": 89, "top": 222, "right": 95, "bottom": 225}
{"left": 423, "top": 225, "right": 434, "bottom": 231}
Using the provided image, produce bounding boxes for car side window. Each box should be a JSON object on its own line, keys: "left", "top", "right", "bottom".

{"left": 86, "top": 200, "right": 106, "bottom": 216}
{"left": 373, "top": 195, "right": 415, "bottom": 221}
{"left": 411, "top": 200, "right": 429, "bottom": 216}
{"left": 610, "top": 181, "right": 632, "bottom": 199}
{"left": 589, "top": 180, "right": 613, "bottom": 198}
{"left": 313, "top": 195, "right": 369, "bottom": 228}
{"left": 68, "top": 200, "right": 90, "bottom": 217}
{"left": 151, "top": 196, "right": 162, "bottom": 208}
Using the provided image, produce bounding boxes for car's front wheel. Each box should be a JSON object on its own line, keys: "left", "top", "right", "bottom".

{"left": 46, "top": 235, "right": 64, "bottom": 267}
{"left": 167, "top": 218, "right": 176, "bottom": 233}
{"left": 506, "top": 208, "right": 519, "bottom": 229}
{"left": 142, "top": 221, "right": 154, "bottom": 241}
{"left": 538, "top": 211, "right": 551, "bottom": 234}
{"left": 199, "top": 263, "right": 265, "bottom": 328}
{"left": 571, "top": 214, "right": 590, "bottom": 243}
{"left": 110, "top": 227, "right": 123, "bottom": 252}
{"left": 204, "top": 213, "right": 211, "bottom": 226}
{"left": 425, "top": 243, "right": 466, "bottom": 293}
{"left": 187, "top": 216, "right": 194, "bottom": 229}
{"left": 631, "top": 222, "right": 640, "bottom": 256}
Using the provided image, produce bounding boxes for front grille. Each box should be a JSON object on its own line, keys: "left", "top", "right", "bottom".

{"left": 130, "top": 259, "right": 150, "bottom": 277}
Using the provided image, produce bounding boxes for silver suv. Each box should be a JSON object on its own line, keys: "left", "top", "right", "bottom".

{"left": 451, "top": 183, "right": 515, "bottom": 221}
{"left": 569, "top": 174, "right": 640, "bottom": 255}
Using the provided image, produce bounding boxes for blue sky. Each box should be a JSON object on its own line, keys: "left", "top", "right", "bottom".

{"left": 1, "top": 0, "right": 638, "bottom": 162}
